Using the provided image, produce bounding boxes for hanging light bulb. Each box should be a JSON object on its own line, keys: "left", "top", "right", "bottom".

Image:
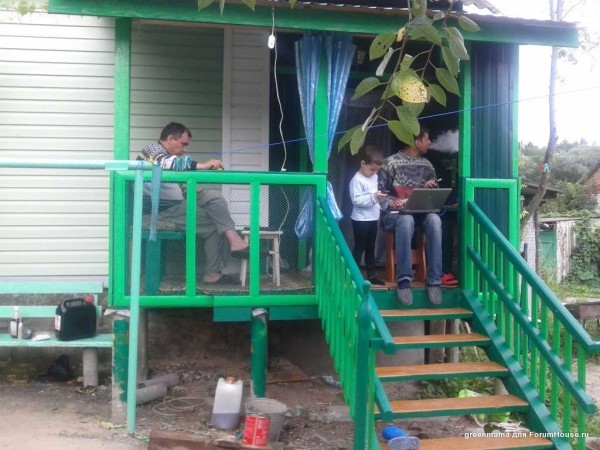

{"left": 268, "top": 34, "right": 276, "bottom": 49}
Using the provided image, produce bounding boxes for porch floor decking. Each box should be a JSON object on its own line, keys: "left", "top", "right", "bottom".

{"left": 150, "top": 271, "right": 314, "bottom": 295}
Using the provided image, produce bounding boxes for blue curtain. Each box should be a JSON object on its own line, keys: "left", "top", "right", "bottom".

{"left": 326, "top": 34, "right": 356, "bottom": 156}
{"left": 295, "top": 32, "right": 322, "bottom": 163}
{"left": 294, "top": 32, "right": 356, "bottom": 228}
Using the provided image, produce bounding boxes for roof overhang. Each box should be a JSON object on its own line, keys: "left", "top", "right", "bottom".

{"left": 48, "top": 0, "right": 579, "bottom": 47}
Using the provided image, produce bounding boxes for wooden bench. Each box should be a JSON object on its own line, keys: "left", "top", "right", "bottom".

{"left": 0, "top": 281, "right": 111, "bottom": 387}
{"left": 142, "top": 229, "right": 186, "bottom": 294}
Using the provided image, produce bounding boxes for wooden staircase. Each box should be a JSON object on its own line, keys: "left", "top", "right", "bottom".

{"left": 374, "top": 305, "right": 554, "bottom": 449}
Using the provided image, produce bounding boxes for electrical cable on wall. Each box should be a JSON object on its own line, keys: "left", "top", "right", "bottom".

{"left": 269, "top": 7, "right": 290, "bottom": 232}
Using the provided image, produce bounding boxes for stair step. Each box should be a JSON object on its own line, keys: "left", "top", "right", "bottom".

{"left": 381, "top": 394, "right": 528, "bottom": 419}
{"left": 380, "top": 307, "right": 473, "bottom": 321}
{"left": 376, "top": 361, "right": 508, "bottom": 382}
{"left": 381, "top": 436, "right": 552, "bottom": 449}
{"left": 393, "top": 333, "right": 489, "bottom": 349}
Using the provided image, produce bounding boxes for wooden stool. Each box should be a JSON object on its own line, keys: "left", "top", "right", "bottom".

{"left": 239, "top": 229, "right": 283, "bottom": 287}
{"left": 385, "top": 229, "right": 426, "bottom": 284}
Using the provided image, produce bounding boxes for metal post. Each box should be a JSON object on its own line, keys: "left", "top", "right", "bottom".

{"left": 250, "top": 308, "right": 268, "bottom": 397}
{"left": 126, "top": 167, "right": 144, "bottom": 434}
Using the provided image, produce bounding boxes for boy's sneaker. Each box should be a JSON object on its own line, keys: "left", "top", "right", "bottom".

{"left": 387, "top": 436, "right": 420, "bottom": 450}
{"left": 367, "top": 276, "right": 385, "bottom": 286}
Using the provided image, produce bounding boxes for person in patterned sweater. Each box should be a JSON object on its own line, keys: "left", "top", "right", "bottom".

{"left": 378, "top": 128, "right": 443, "bottom": 306}
{"left": 137, "top": 122, "right": 248, "bottom": 285}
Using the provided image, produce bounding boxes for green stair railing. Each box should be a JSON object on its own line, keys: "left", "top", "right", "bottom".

{"left": 315, "top": 197, "right": 395, "bottom": 450}
{"left": 465, "top": 200, "right": 600, "bottom": 449}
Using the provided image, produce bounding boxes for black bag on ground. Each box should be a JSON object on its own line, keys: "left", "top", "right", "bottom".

{"left": 54, "top": 298, "right": 97, "bottom": 341}
{"left": 35, "top": 354, "right": 75, "bottom": 382}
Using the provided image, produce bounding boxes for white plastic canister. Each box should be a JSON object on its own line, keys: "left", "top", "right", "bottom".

{"left": 211, "top": 377, "right": 243, "bottom": 430}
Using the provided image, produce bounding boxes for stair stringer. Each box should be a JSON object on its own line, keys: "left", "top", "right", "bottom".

{"left": 463, "top": 290, "right": 571, "bottom": 450}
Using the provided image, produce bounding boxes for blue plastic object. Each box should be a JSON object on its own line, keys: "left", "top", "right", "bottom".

{"left": 382, "top": 425, "right": 408, "bottom": 441}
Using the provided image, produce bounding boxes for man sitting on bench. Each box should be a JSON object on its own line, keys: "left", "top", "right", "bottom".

{"left": 137, "top": 122, "right": 248, "bottom": 285}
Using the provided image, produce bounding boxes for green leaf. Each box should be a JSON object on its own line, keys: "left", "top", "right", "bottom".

{"left": 427, "top": 83, "right": 447, "bottom": 107}
{"left": 458, "top": 15, "right": 481, "bottom": 33}
{"left": 17, "top": 0, "right": 29, "bottom": 15}
{"left": 446, "top": 27, "right": 470, "bottom": 61}
{"left": 442, "top": 46, "right": 460, "bottom": 77}
{"left": 198, "top": 0, "right": 214, "bottom": 9}
{"left": 396, "top": 74, "right": 428, "bottom": 103}
{"left": 369, "top": 32, "right": 396, "bottom": 60}
{"left": 352, "top": 77, "right": 381, "bottom": 101}
{"left": 432, "top": 11, "right": 445, "bottom": 21}
{"left": 219, "top": 0, "right": 226, "bottom": 13}
{"left": 338, "top": 125, "right": 361, "bottom": 152}
{"left": 288, "top": 0, "right": 297, "bottom": 7}
{"left": 350, "top": 127, "right": 367, "bottom": 155}
{"left": 445, "top": 26, "right": 464, "bottom": 41}
{"left": 405, "top": 101, "right": 425, "bottom": 117}
{"left": 411, "top": 0, "right": 427, "bottom": 17}
{"left": 395, "top": 106, "right": 420, "bottom": 136}
{"left": 242, "top": 0, "right": 255, "bottom": 10}
{"left": 435, "top": 67, "right": 460, "bottom": 96}
{"left": 400, "top": 54, "right": 415, "bottom": 70}
{"left": 411, "top": 17, "right": 441, "bottom": 46}
{"left": 388, "top": 120, "right": 416, "bottom": 147}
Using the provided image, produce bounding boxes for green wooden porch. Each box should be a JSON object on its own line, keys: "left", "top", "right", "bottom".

{"left": 8, "top": 1, "right": 593, "bottom": 448}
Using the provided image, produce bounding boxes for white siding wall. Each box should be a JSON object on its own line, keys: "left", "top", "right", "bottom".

{"left": 521, "top": 218, "right": 536, "bottom": 271}
{"left": 0, "top": 11, "right": 115, "bottom": 281}
{"left": 128, "top": 22, "right": 224, "bottom": 160}
{"left": 0, "top": 15, "right": 271, "bottom": 281}
{"left": 221, "top": 28, "right": 270, "bottom": 226}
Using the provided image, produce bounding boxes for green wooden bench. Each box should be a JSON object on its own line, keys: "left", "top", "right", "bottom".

{"left": 142, "top": 229, "right": 186, "bottom": 295}
{"left": 0, "top": 281, "right": 111, "bottom": 387}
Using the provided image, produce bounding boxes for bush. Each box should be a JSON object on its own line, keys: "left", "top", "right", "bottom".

{"left": 565, "top": 217, "right": 600, "bottom": 287}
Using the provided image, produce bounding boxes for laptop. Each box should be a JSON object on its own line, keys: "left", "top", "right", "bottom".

{"left": 399, "top": 188, "right": 452, "bottom": 214}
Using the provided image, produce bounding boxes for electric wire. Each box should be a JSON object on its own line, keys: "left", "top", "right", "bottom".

{"left": 151, "top": 395, "right": 206, "bottom": 416}
{"left": 214, "top": 84, "right": 600, "bottom": 159}
{"left": 270, "top": 7, "right": 291, "bottom": 233}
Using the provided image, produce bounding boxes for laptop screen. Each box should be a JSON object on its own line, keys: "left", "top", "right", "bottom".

{"left": 401, "top": 188, "right": 452, "bottom": 213}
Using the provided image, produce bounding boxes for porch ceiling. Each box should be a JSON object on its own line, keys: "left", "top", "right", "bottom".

{"left": 48, "top": 0, "right": 579, "bottom": 47}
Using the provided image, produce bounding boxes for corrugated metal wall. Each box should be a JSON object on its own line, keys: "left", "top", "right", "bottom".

{"left": 0, "top": 11, "right": 115, "bottom": 281}
{"left": 470, "top": 42, "right": 518, "bottom": 237}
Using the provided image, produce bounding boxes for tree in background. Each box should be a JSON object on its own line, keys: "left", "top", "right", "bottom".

{"left": 520, "top": 0, "right": 593, "bottom": 230}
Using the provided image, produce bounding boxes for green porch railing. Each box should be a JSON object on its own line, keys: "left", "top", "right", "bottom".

{"left": 465, "top": 200, "right": 600, "bottom": 450}
{"left": 315, "top": 197, "right": 395, "bottom": 450}
{"left": 0, "top": 158, "right": 154, "bottom": 436}
{"left": 112, "top": 170, "right": 326, "bottom": 308}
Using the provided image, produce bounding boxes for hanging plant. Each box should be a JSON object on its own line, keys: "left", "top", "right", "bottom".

{"left": 337, "top": 0, "right": 479, "bottom": 154}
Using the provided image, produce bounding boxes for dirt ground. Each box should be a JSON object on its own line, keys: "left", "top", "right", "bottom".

{"left": 1, "top": 356, "right": 599, "bottom": 450}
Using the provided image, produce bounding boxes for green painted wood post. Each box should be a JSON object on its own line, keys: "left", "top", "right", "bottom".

{"left": 353, "top": 281, "right": 373, "bottom": 450}
{"left": 112, "top": 318, "right": 129, "bottom": 422}
{"left": 185, "top": 180, "right": 198, "bottom": 296}
{"left": 458, "top": 56, "right": 472, "bottom": 289}
{"left": 249, "top": 181, "right": 261, "bottom": 297}
{"left": 111, "top": 18, "right": 132, "bottom": 306}
{"left": 250, "top": 308, "right": 268, "bottom": 397}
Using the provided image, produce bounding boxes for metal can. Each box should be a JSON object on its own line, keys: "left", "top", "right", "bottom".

{"left": 243, "top": 413, "right": 270, "bottom": 447}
